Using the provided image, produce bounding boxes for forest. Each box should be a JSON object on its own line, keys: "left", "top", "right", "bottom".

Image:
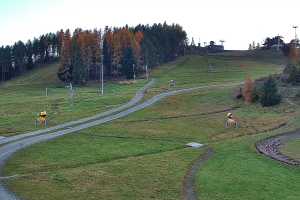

{"left": 0, "top": 23, "right": 187, "bottom": 84}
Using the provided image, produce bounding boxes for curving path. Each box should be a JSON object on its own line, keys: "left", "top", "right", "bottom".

{"left": 256, "top": 130, "right": 300, "bottom": 166}
{"left": 182, "top": 147, "right": 214, "bottom": 200}
{"left": 0, "top": 81, "right": 242, "bottom": 200}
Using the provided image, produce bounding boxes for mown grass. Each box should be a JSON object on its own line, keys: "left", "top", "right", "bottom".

{"left": 4, "top": 140, "right": 202, "bottom": 200}
{"left": 150, "top": 54, "right": 282, "bottom": 91}
{"left": 0, "top": 63, "right": 146, "bottom": 136}
{"left": 5, "top": 51, "right": 299, "bottom": 200}
{"left": 280, "top": 139, "right": 300, "bottom": 161}
{"left": 197, "top": 134, "right": 300, "bottom": 200}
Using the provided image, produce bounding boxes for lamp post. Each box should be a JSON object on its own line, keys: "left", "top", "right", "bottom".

{"left": 145, "top": 64, "right": 149, "bottom": 80}
{"left": 133, "top": 64, "right": 136, "bottom": 80}
{"left": 100, "top": 35, "right": 104, "bottom": 95}
{"left": 220, "top": 40, "right": 225, "bottom": 46}
{"left": 293, "top": 26, "right": 298, "bottom": 40}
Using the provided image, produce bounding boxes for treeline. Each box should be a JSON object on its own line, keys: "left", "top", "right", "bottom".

{"left": 58, "top": 23, "right": 187, "bottom": 84}
{"left": 0, "top": 23, "right": 187, "bottom": 85}
{"left": 0, "top": 33, "right": 60, "bottom": 82}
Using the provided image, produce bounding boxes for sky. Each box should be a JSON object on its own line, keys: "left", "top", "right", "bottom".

{"left": 0, "top": 0, "right": 300, "bottom": 50}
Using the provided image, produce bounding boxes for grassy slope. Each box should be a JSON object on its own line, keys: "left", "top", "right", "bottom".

{"left": 280, "top": 139, "right": 300, "bottom": 160}
{"left": 197, "top": 135, "right": 300, "bottom": 200}
{"left": 5, "top": 51, "right": 300, "bottom": 200}
{"left": 0, "top": 63, "right": 146, "bottom": 136}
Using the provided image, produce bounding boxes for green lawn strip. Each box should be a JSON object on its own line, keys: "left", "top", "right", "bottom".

{"left": 4, "top": 133, "right": 185, "bottom": 176}
{"left": 196, "top": 132, "right": 300, "bottom": 200}
{"left": 5, "top": 147, "right": 203, "bottom": 200}
{"left": 280, "top": 139, "right": 300, "bottom": 161}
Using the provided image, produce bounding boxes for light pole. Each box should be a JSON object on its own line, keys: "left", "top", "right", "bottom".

{"left": 276, "top": 34, "right": 283, "bottom": 51}
{"left": 293, "top": 26, "right": 298, "bottom": 40}
{"left": 101, "top": 55, "right": 104, "bottom": 95}
{"left": 220, "top": 40, "right": 225, "bottom": 46}
{"left": 145, "top": 64, "right": 149, "bottom": 80}
{"left": 100, "top": 35, "right": 104, "bottom": 95}
{"left": 133, "top": 64, "right": 136, "bottom": 81}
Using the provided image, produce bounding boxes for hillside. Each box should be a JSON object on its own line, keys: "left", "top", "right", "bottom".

{"left": 3, "top": 52, "right": 300, "bottom": 200}
{"left": 1, "top": 63, "right": 61, "bottom": 88}
{"left": 0, "top": 62, "right": 146, "bottom": 136}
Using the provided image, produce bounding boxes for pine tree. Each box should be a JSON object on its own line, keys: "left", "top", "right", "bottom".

{"left": 121, "top": 47, "right": 136, "bottom": 79}
{"left": 260, "top": 77, "right": 281, "bottom": 107}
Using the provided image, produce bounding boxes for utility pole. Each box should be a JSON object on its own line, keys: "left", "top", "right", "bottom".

{"left": 133, "top": 64, "right": 136, "bottom": 81}
{"left": 101, "top": 55, "right": 104, "bottom": 95}
{"left": 293, "top": 26, "right": 298, "bottom": 40}
{"left": 100, "top": 34, "right": 104, "bottom": 95}
{"left": 220, "top": 40, "right": 225, "bottom": 46}
{"left": 69, "top": 82, "right": 74, "bottom": 107}
{"left": 277, "top": 34, "right": 281, "bottom": 51}
{"left": 145, "top": 65, "right": 149, "bottom": 80}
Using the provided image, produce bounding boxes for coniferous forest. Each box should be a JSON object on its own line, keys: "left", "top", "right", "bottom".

{"left": 0, "top": 23, "right": 187, "bottom": 85}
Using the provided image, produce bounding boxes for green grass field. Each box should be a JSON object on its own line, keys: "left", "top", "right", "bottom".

{"left": 280, "top": 139, "right": 300, "bottom": 161}
{"left": 4, "top": 51, "right": 300, "bottom": 200}
{"left": 0, "top": 63, "right": 146, "bottom": 136}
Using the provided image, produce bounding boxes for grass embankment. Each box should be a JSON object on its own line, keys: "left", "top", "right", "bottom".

{"left": 0, "top": 63, "right": 146, "bottom": 136}
{"left": 5, "top": 51, "right": 299, "bottom": 200}
{"left": 281, "top": 139, "right": 300, "bottom": 161}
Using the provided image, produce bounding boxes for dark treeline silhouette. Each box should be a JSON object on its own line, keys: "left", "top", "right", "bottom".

{"left": 0, "top": 33, "right": 60, "bottom": 82}
{"left": 0, "top": 23, "right": 187, "bottom": 85}
{"left": 185, "top": 39, "right": 224, "bottom": 55}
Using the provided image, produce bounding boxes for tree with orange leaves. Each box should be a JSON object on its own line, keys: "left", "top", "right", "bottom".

{"left": 243, "top": 76, "right": 254, "bottom": 104}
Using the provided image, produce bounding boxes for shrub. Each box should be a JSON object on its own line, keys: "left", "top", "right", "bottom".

{"left": 260, "top": 77, "right": 281, "bottom": 107}
{"left": 243, "top": 76, "right": 254, "bottom": 104}
{"left": 281, "top": 64, "right": 300, "bottom": 84}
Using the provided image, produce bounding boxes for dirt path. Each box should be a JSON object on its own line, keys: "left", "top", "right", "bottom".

{"left": 182, "top": 147, "right": 214, "bottom": 200}
{"left": 256, "top": 130, "right": 300, "bottom": 166}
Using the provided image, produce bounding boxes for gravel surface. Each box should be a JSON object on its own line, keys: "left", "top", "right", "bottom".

{"left": 256, "top": 130, "right": 300, "bottom": 166}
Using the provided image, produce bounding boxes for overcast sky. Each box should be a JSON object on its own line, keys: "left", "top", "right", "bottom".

{"left": 0, "top": 0, "right": 300, "bottom": 49}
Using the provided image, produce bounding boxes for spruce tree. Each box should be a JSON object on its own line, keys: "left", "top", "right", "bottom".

{"left": 260, "top": 77, "right": 281, "bottom": 106}
{"left": 121, "top": 47, "right": 136, "bottom": 79}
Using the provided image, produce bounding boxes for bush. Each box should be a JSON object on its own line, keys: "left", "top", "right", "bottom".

{"left": 281, "top": 64, "right": 300, "bottom": 84}
{"left": 260, "top": 77, "right": 281, "bottom": 107}
{"left": 243, "top": 76, "right": 254, "bottom": 104}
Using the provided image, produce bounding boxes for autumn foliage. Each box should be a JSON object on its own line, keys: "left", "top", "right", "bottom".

{"left": 243, "top": 76, "right": 254, "bottom": 104}
{"left": 0, "top": 23, "right": 186, "bottom": 84}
